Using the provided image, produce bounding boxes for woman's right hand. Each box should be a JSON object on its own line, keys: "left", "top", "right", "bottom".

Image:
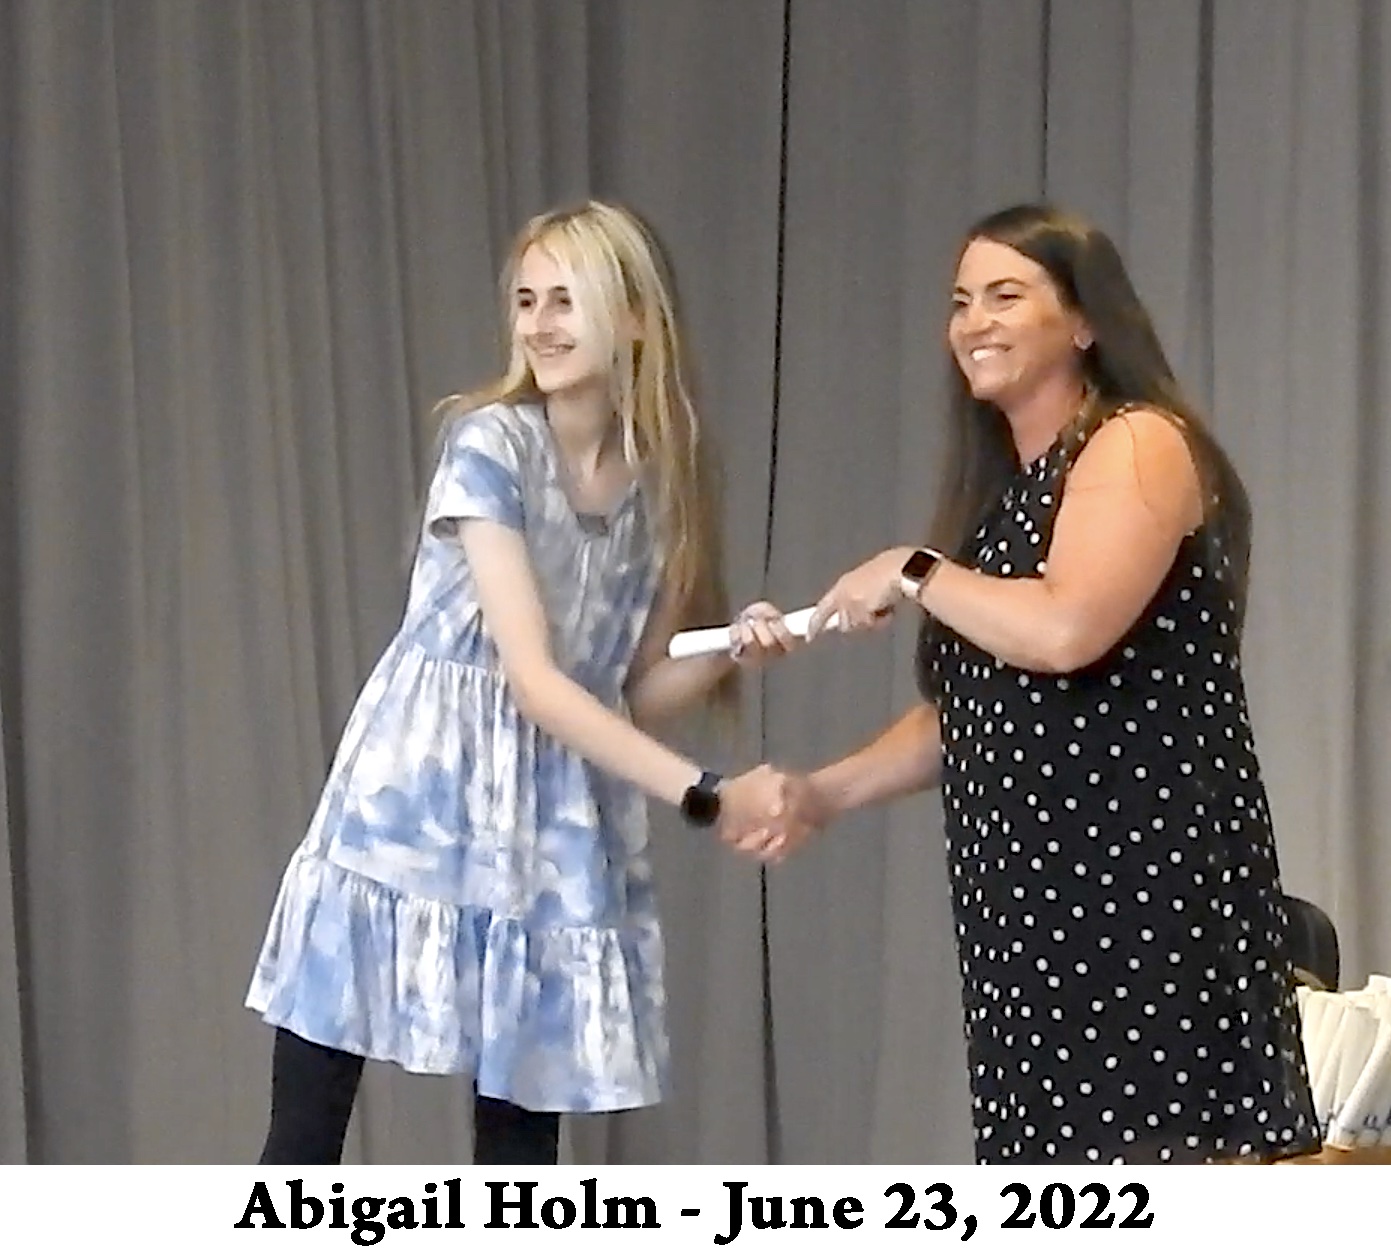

{"left": 718, "top": 766, "right": 833, "bottom": 863}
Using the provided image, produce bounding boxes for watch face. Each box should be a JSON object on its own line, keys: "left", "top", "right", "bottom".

{"left": 902, "top": 549, "right": 939, "bottom": 581}
{"left": 684, "top": 787, "right": 720, "bottom": 826}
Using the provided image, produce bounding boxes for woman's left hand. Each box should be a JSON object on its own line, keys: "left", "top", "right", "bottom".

{"left": 806, "top": 546, "right": 915, "bottom": 640}
{"left": 729, "top": 601, "right": 800, "bottom": 665}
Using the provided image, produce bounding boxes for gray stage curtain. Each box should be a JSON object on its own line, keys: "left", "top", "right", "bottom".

{"left": 1, "top": 0, "right": 1387, "bottom": 1164}
{"left": 0, "top": 688, "right": 25, "bottom": 1164}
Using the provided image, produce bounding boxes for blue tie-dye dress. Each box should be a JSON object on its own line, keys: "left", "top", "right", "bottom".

{"left": 245, "top": 401, "right": 669, "bottom": 1113}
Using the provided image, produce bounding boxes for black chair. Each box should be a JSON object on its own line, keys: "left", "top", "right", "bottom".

{"left": 1282, "top": 894, "right": 1340, "bottom": 991}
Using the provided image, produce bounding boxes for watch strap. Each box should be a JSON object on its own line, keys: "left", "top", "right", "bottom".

{"left": 680, "top": 770, "right": 724, "bottom": 826}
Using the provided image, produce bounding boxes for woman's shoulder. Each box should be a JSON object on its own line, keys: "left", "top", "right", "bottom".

{"left": 1072, "top": 400, "right": 1205, "bottom": 529}
{"left": 1096, "top": 399, "right": 1191, "bottom": 442}
{"left": 438, "top": 397, "right": 547, "bottom": 459}
{"left": 1083, "top": 401, "right": 1195, "bottom": 465}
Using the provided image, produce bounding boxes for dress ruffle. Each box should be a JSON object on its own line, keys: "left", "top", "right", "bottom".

{"left": 246, "top": 847, "right": 667, "bottom": 1112}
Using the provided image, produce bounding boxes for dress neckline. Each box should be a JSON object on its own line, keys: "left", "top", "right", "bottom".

{"left": 522, "top": 402, "right": 641, "bottom": 532}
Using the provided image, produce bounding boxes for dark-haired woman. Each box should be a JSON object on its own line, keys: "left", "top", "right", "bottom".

{"left": 753, "top": 204, "right": 1319, "bottom": 1166}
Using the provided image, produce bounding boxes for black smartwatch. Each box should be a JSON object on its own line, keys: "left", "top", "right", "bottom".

{"left": 899, "top": 547, "right": 946, "bottom": 602}
{"left": 680, "top": 771, "right": 724, "bottom": 827}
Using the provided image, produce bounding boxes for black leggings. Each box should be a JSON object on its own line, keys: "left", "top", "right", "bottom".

{"left": 258, "top": 1027, "right": 560, "bottom": 1164}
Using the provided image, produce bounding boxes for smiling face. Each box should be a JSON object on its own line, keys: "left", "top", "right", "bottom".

{"left": 948, "top": 237, "right": 1092, "bottom": 412}
{"left": 511, "top": 242, "right": 613, "bottom": 401}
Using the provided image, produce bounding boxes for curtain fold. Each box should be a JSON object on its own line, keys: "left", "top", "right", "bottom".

{"left": 0, "top": 689, "right": 25, "bottom": 1164}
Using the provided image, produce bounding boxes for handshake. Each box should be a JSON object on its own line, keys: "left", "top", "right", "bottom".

{"left": 713, "top": 765, "right": 834, "bottom": 864}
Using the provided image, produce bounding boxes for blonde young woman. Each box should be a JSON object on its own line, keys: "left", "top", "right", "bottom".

{"left": 246, "top": 201, "right": 794, "bottom": 1164}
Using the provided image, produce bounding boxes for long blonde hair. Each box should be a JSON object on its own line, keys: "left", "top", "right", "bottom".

{"left": 436, "top": 200, "right": 734, "bottom": 701}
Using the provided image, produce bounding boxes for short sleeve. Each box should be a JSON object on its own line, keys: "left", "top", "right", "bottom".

{"left": 425, "top": 407, "right": 526, "bottom": 538}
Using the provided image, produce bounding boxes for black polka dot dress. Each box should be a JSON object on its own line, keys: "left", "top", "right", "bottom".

{"left": 918, "top": 421, "right": 1320, "bottom": 1165}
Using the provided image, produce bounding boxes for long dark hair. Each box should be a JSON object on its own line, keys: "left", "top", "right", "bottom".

{"left": 926, "top": 202, "right": 1252, "bottom": 626}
